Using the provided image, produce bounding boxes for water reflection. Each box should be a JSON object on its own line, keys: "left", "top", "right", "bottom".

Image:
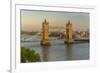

{"left": 41, "top": 43, "right": 73, "bottom": 61}
{"left": 41, "top": 46, "right": 50, "bottom": 61}
{"left": 65, "top": 44, "right": 73, "bottom": 60}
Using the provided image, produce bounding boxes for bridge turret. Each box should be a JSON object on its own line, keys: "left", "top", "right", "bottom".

{"left": 65, "top": 20, "right": 74, "bottom": 44}
{"left": 41, "top": 19, "right": 51, "bottom": 46}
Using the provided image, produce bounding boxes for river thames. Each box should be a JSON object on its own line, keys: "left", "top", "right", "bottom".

{"left": 21, "top": 34, "right": 89, "bottom": 62}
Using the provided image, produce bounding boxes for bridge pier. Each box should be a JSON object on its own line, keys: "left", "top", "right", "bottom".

{"left": 41, "top": 19, "right": 51, "bottom": 46}
{"left": 65, "top": 20, "right": 74, "bottom": 44}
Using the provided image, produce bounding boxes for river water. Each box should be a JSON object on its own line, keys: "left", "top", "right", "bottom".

{"left": 21, "top": 34, "right": 89, "bottom": 62}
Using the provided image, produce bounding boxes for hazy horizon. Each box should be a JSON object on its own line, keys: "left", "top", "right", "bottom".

{"left": 21, "top": 10, "right": 89, "bottom": 32}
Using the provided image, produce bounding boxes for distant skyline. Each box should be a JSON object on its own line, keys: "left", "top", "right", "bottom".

{"left": 21, "top": 10, "right": 89, "bottom": 32}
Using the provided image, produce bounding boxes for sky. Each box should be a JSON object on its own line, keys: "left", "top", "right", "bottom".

{"left": 21, "top": 10, "right": 89, "bottom": 32}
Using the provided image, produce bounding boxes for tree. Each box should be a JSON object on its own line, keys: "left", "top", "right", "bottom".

{"left": 21, "top": 47, "right": 41, "bottom": 63}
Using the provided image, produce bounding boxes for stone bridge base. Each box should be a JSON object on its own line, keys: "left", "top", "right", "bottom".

{"left": 41, "top": 39, "right": 51, "bottom": 46}
{"left": 64, "top": 40, "right": 74, "bottom": 44}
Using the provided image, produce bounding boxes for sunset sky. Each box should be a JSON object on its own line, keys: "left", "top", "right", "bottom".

{"left": 21, "top": 10, "right": 89, "bottom": 32}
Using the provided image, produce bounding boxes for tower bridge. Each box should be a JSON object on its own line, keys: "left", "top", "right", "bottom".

{"left": 40, "top": 19, "right": 51, "bottom": 46}
{"left": 40, "top": 19, "right": 73, "bottom": 45}
{"left": 64, "top": 20, "right": 74, "bottom": 43}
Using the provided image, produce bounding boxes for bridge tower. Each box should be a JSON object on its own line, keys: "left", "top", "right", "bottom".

{"left": 65, "top": 20, "right": 73, "bottom": 44}
{"left": 41, "top": 19, "right": 51, "bottom": 45}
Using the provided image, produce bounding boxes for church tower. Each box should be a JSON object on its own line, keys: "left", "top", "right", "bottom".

{"left": 65, "top": 20, "right": 73, "bottom": 44}
{"left": 41, "top": 19, "right": 51, "bottom": 45}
